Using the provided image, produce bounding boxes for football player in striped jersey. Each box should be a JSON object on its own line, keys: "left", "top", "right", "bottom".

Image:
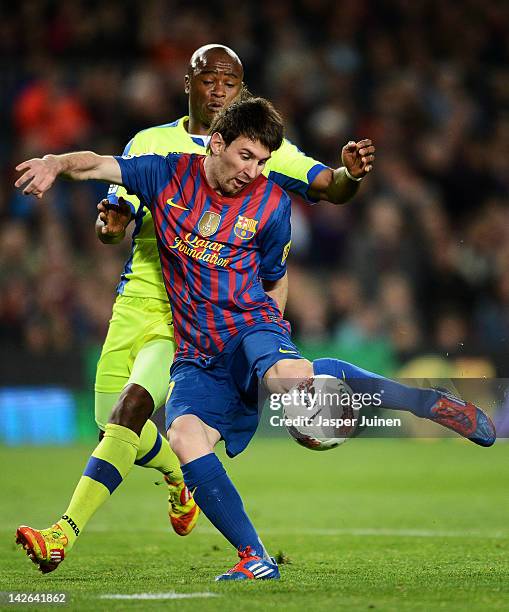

{"left": 14, "top": 45, "right": 374, "bottom": 574}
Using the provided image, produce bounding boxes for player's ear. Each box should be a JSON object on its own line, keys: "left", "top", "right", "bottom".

{"left": 209, "top": 132, "right": 224, "bottom": 155}
{"left": 184, "top": 74, "right": 190, "bottom": 94}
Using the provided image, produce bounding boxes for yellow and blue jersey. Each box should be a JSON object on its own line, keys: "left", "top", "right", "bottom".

{"left": 107, "top": 116, "right": 326, "bottom": 300}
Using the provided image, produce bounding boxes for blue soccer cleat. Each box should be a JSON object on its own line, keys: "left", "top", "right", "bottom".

{"left": 429, "top": 392, "right": 496, "bottom": 447}
{"left": 215, "top": 546, "right": 280, "bottom": 581}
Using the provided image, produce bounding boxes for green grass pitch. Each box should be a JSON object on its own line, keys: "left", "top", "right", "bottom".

{"left": 0, "top": 438, "right": 508, "bottom": 611}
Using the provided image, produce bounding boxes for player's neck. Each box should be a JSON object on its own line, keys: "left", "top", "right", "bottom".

{"left": 186, "top": 116, "right": 209, "bottom": 136}
{"left": 203, "top": 157, "right": 223, "bottom": 195}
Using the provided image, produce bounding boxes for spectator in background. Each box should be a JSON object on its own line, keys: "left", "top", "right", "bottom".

{"left": 14, "top": 69, "right": 91, "bottom": 152}
{"left": 1, "top": 0, "right": 508, "bottom": 387}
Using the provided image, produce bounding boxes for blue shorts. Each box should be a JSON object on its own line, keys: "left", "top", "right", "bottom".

{"left": 165, "top": 323, "right": 302, "bottom": 457}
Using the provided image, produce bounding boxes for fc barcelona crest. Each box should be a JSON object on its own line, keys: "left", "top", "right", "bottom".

{"left": 234, "top": 215, "right": 258, "bottom": 240}
{"left": 198, "top": 211, "right": 221, "bottom": 237}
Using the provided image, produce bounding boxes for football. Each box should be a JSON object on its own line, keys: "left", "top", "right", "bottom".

{"left": 283, "top": 374, "right": 359, "bottom": 450}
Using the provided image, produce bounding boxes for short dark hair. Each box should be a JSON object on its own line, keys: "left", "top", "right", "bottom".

{"left": 208, "top": 97, "right": 284, "bottom": 153}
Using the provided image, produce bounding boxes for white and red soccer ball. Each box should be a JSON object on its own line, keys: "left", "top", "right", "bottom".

{"left": 283, "top": 375, "right": 359, "bottom": 451}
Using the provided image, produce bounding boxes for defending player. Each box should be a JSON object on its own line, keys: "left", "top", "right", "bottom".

{"left": 13, "top": 44, "right": 375, "bottom": 574}
{"left": 15, "top": 98, "right": 496, "bottom": 581}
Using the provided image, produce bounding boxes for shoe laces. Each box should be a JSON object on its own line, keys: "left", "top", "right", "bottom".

{"left": 168, "top": 485, "right": 182, "bottom": 512}
{"left": 435, "top": 403, "right": 473, "bottom": 427}
{"left": 238, "top": 546, "right": 254, "bottom": 560}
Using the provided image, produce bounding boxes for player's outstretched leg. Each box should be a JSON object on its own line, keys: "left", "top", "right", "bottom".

{"left": 169, "top": 415, "right": 279, "bottom": 581}
{"left": 313, "top": 358, "right": 496, "bottom": 446}
{"left": 15, "top": 422, "right": 139, "bottom": 573}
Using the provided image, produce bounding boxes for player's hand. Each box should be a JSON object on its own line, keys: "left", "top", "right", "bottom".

{"left": 341, "top": 139, "right": 375, "bottom": 179}
{"left": 14, "top": 155, "right": 61, "bottom": 199}
{"left": 97, "top": 197, "right": 131, "bottom": 236}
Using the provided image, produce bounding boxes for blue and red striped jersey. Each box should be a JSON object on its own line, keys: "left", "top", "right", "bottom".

{"left": 115, "top": 153, "right": 292, "bottom": 364}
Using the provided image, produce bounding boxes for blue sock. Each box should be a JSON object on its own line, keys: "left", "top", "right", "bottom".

{"left": 313, "top": 358, "right": 440, "bottom": 418}
{"left": 182, "top": 453, "right": 269, "bottom": 560}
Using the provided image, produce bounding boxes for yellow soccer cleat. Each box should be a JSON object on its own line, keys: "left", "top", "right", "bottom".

{"left": 164, "top": 475, "right": 200, "bottom": 536}
{"left": 15, "top": 524, "right": 68, "bottom": 574}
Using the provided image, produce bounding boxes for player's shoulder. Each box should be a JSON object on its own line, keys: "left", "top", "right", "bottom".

{"left": 162, "top": 152, "right": 204, "bottom": 177}
{"left": 165, "top": 151, "right": 203, "bottom": 164}
{"left": 134, "top": 117, "right": 186, "bottom": 138}
{"left": 266, "top": 175, "right": 289, "bottom": 199}
{"left": 273, "top": 137, "right": 304, "bottom": 157}
{"left": 120, "top": 151, "right": 193, "bottom": 176}
{"left": 266, "top": 137, "right": 312, "bottom": 174}
{"left": 258, "top": 173, "right": 291, "bottom": 208}
{"left": 129, "top": 117, "right": 188, "bottom": 148}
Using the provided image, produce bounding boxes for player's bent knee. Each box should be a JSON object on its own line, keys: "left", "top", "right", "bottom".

{"left": 168, "top": 414, "right": 204, "bottom": 444}
{"left": 168, "top": 415, "right": 214, "bottom": 464}
{"left": 108, "top": 383, "right": 154, "bottom": 435}
{"left": 265, "top": 358, "right": 313, "bottom": 392}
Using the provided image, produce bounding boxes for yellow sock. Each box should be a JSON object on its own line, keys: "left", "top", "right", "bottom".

{"left": 58, "top": 424, "right": 139, "bottom": 549}
{"left": 135, "top": 419, "right": 183, "bottom": 482}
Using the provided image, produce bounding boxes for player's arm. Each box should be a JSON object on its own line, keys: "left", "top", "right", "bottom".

{"left": 268, "top": 138, "right": 375, "bottom": 206}
{"left": 259, "top": 192, "right": 292, "bottom": 314}
{"left": 95, "top": 136, "right": 142, "bottom": 245}
{"left": 15, "top": 152, "right": 123, "bottom": 199}
{"left": 306, "top": 139, "right": 375, "bottom": 205}
{"left": 263, "top": 272, "right": 288, "bottom": 315}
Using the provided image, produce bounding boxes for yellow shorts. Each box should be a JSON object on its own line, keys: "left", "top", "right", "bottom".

{"left": 95, "top": 295, "right": 175, "bottom": 410}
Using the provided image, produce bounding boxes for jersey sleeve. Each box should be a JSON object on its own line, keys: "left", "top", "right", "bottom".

{"left": 106, "top": 137, "right": 146, "bottom": 214}
{"left": 258, "top": 191, "right": 292, "bottom": 281}
{"left": 114, "top": 154, "right": 175, "bottom": 210}
{"left": 266, "top": 138, "right": 328, "bottom": 204}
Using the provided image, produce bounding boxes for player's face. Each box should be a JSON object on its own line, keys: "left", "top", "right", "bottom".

{"left": 216, "top": 136, "right": 271, "bottom": 195}
{"left": 186, "top": 50, "right": 243, "bottom": 130}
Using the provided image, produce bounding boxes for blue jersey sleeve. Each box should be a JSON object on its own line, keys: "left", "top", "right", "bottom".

{"left": 259, "top": 191, "right": 292, "bottom": 281}
{"left": 107, "top": 139, "right": 139, "bottom": 214}
{"left": 114, "top": 153, "right": 177, "bottom": 210}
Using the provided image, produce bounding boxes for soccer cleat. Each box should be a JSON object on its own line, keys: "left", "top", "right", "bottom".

{"left": 15, "top": 524, "right": 67, "bottom": 574}
{"left": 429, "top": 392, "right": 496, "bottom": 447}
{"left": 215, "top": 546, "right": 280, "bottom": 581}
{"left": 164, "top": 475, "right": 200, "bottom": 536}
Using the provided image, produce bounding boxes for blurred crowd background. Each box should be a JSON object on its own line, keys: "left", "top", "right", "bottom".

{"left": 1, "top": 0, "right": 508, "bottom": 398}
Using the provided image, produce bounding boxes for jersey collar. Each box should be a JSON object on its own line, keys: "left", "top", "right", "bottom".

{"left": 179, "top": 116, "right": 210, "bottom": 148}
